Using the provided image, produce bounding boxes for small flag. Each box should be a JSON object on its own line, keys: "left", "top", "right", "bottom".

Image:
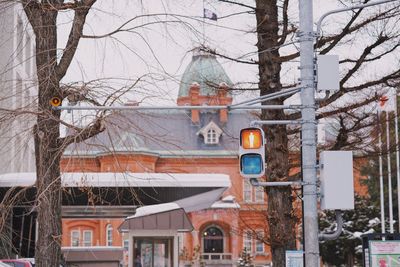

{"left": 379, "top": 94, "right": 395, "bottom": 112}
{"left": 204, "top": 8, "right": 217, "bottom": 21}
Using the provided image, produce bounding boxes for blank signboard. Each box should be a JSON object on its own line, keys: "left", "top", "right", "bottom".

{"left": 317, "top": 55, "right": 339, "bottom": 92}
{"left": 320, "top": 151, "right": 354, "bottom": 210}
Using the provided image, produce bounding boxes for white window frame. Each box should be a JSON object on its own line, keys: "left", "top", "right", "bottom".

{"left": 254, "top": 186, "right": 265, "bottom": 203}
{"left": 106, "top": 224, "right": 113, "bottom": 246}
{"left": 71, "top": 230, "right": 80, "bottom": 247}
{"left": 255, "top": 230, "right": 265, "bottom": 254}
{"left": 243, "top": 180, "right": 252, "bottom": 202}
{"left": 243, "top": 230, "right": 252, "bottom": 252}
{"left": 82, "top": 230, "right": 92, "bottom": 247}
{"left": 206, "top": 129, "right": 218, "bottom": 144}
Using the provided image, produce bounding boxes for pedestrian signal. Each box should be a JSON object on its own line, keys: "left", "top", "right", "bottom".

{"left": 239, "top": 127, "right": 265, "bottom": 178}
{"left": 50, "top": 97, "right": 62, "bottom": 107}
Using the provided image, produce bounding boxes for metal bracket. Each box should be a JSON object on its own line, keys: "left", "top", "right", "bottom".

{"left": 249, "top": 178, "right": 303, "bottom": 187}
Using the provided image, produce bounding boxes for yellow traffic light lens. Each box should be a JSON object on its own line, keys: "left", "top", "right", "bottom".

{"left": 50, "top": 97, "right": 62, "bottom": 107}
{"left": 241, "top": 129, "right": 262, "bottom": 149}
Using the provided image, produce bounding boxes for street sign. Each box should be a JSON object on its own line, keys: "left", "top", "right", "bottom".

{"left": 285, "top": 250, "right": 304, "bottom": 267}
{"left": 239, "top": 127, "right": 265, "bottom": 178}
{"left": 369, "top": 240, "right": 400, "bottom": 266}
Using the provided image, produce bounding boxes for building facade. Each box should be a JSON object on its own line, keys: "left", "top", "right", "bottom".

{"left": 61, "top": 51, "right": 273, "bottom": 266}
{"left": 60, "top": 50, "right": 369, "bottom": 266}
{"left": 0, "top": 2, "right": 36, "bottom": 175}
{"left": 0, "top": 2, "right": 37, "bottom": 259}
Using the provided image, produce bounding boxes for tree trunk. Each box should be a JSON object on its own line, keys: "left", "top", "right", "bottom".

{"left": 255, "top": 0, "right": 296, "bottom": 265}
{"left": 27, "top": 7, "right": 63, "bottom": 267}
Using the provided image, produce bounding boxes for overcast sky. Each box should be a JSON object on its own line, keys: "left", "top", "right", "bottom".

{"left": 55, "top": 0, "right": 362, "bottom": 105}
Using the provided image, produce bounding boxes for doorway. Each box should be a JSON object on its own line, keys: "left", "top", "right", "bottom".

{"left": 133, "top": 237, "right": 172, "bottom": 267}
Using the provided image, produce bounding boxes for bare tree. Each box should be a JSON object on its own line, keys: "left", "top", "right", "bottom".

{"left": 0, "top": 1, "right": 207, "bottom": 265}
{"left": 214, "top": 0, "right": 400, "bottom": 265}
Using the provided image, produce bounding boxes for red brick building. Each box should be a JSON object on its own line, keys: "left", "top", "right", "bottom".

{"left": 60, "top": 50, "right": 274, "bottom": 266}
{"left": 60, "top": 50, "right": 368, "bottom": 267}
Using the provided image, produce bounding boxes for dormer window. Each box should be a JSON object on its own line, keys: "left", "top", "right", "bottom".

{"left": 207, "top": 129, "right": 217, "bottom": 144}
{"left": 197, "top": 121, "right": 223, "bottom": 145}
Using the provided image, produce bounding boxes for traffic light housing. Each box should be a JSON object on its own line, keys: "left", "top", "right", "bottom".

{"left": 239, "top": 127, "right": 265, "bottom": 178}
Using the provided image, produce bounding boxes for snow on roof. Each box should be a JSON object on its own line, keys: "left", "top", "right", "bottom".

{"left": 127, "top": 203, "right": 181, "bottom": 219}
{"left": 211, "top": 201, "right": 240, "bottom": 209}
{"left": 211, "top": 195, "right": 240, "bottom": 209}
{"left": 0, "top": 172, "right": 231, "bottom": 188}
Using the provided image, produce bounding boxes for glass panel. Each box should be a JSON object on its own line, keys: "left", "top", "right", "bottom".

{"left": 243, "top": 231, "right": 252, "bottom": 252}
{"left": 71, "top": 231, "right": 80, "bottom": 247}
{"left": 83, "top": 230, "right": 92, "bottom": 246}
{"left": 255, "top": 186, "right": 264, "bottom": 202}
{"left": 243, "top": 181, "right": 252, "bottom": 202}
{"left": 255, "top": 231, "right": 264, "bottom": 253}
{"left": 154, "top": 239, "right": 170, "bottom": 267}
{"left": 106, "top": 224, "right": 113, "bottom": 246}
{"left": 241, "top": 154, "right": 263, "bottom": 174}
{"left": 134, "top": 238, "right": 172, "bottom": 267}
{"left": 203, "top": 227, "right": 223, "bottom": 253}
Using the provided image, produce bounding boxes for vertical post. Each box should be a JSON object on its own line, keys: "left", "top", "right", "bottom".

{"left": 202, "top": 0, "right": 205, "bottom": 45}
{"left": 395, "top": 90, "right": 400, "bottom": 233}
{"left": 298, "top": 0, "right": 319, "bottom": 265}
{"left": 378, "top": 111, "right": 386, "bottom": 233}
{"left": 386, "top": 111, "right": 394, "bottom": 233}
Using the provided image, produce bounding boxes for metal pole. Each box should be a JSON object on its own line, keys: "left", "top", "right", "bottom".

{"left": 298, "top": 0, "right": 319, "bottom": 265}
{"left": 55, "top": 104, "right": 299, "bottom": 111}
{"left": 394, "top": 89, "right": 400, "bottom": 233}
{"left": 230, "top": 87, "right": 301, "bottom": 107}
{"left": 386, "top": 111, "right": 394, "bottom": 233}
{"left": 316, "top": 0, "right": 399, "bottom": 36}
{"left": 378, "top": 111, "right": 386, "bottom": 233}
{"left": 249, "top": 178, "right": 302, "bottom": 187}
{"left": 251, "top": 120, "right": 303, "bottom": 126}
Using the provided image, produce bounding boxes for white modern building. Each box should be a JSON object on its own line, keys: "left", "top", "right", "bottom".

{"left": 0, "top": 2, "right": 37, "bottom": 174}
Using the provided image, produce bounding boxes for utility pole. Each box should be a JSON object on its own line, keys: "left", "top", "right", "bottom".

{"left": 298, "top": 0, "right": 319, "bottom": 265}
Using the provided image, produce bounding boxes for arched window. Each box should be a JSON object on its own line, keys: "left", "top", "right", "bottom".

{"left": 202, "top": 226, "right": 223, "bottom": 253}
{"left": 106, "top": 224, "right": 113, "bottom": 246}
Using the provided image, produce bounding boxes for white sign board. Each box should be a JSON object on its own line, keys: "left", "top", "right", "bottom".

{"left": 317, "top": 55, "right": 339, "bottom": 92}
{"left": 320, "top": 151, "right": 354, "bottom": 210}
{"left": 369, "top": 241, "right": 400, "bottom": 266}
{"left": 286, "top": 250, "right": 303, "bottom": 267}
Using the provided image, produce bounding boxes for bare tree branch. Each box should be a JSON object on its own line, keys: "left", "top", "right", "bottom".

{"left": 277, "top": 0, "right": 289, "bottom": 46}
{"left": 59, "top": 116, "right": 106, "bottom": 148}
{"left": 218, "top": 0, "right": 256, "bottom": 10}
{"left": 340, "top": 35, "right": 389, "bottom": 86}
{"left": 56, "top": 0, "right": 97, "bottom": 80}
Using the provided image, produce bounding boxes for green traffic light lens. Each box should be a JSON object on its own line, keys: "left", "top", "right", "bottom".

{"left": 241, "top": 154, "right": 263, "bottom": 175}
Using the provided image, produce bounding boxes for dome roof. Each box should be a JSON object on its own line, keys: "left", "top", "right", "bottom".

{"left": 178, "top": 52, "right": 233, "bottom": 97}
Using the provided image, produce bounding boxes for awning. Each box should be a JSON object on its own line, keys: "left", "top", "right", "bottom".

{"left": 119, "top": 187, "right": 229, "bottom": 232}
{"left": 0, "top": 172, "right": 231, "bottom": 217}
{"left": 0, "top": 172, "right": 230, "bottom": 188}
{"left": 119, "top": 203, "right": 193, "bottom": 232}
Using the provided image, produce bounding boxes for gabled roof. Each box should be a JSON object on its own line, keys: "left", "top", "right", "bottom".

{"left": 196, "top": 120, "right": 223, "bottom": 137}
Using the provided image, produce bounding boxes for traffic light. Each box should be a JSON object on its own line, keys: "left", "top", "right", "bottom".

{"left": 239, "top": 127, "right": 265, "bottom": 178}
{"left": 50, "top": 97, "right": 62, "bottom": 107}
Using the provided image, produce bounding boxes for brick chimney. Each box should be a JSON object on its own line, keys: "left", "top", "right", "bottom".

{"left": 218, "top": 82, "right": 232, "bottom": 123}
{"left": 189, "top": 82, "right": 200, "bottom": 123}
